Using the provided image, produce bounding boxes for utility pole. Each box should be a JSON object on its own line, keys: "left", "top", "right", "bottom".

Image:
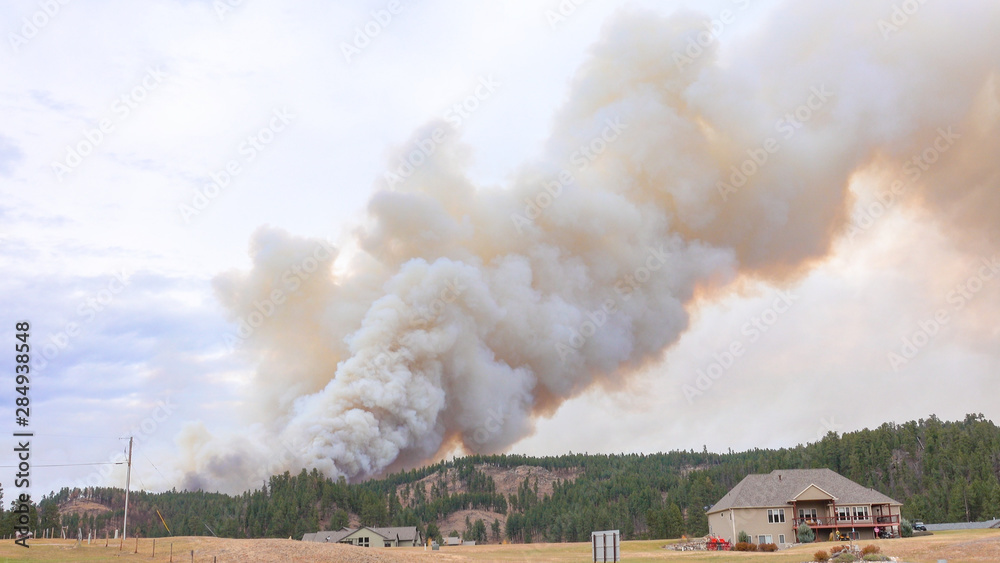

{"left": 124, "top": 436, "right": 133, "bottom": 540}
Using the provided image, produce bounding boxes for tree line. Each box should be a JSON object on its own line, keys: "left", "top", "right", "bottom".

{"left": 2, "top": 413, "right": 998, "bottom": 543}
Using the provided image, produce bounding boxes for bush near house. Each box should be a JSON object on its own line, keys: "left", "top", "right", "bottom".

{"left": 733, "top": 541, "right": 756, "bottom": 551}
{"left": 758, "top": 542, "right": 778, "bottom": 552}
{"left": 798, "top": 522, "right": 816, "bottom": 543}
{"left": 900, "top": 518, "right": 914, "bottom": 538}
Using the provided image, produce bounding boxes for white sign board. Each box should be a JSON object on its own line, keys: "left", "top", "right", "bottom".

{"left": 591, "top": 529, "right": 621, "bottom": 562}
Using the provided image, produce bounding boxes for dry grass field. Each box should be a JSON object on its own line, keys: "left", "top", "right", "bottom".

{"left": 0, "top": 529, "right": 996, "bottom": 563}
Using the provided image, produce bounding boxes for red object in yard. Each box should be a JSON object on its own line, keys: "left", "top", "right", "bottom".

{"left": 706, "top": 536, "right": 732, "bottom": 551}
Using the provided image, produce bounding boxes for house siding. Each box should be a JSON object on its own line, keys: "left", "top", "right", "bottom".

{"left": 340, "top": 528, "right": 388, "bottom": 547}
{"left": 709, "top": 507, "right": 793, "bottom": 544}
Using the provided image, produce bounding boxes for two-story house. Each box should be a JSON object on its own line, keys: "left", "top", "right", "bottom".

{"left": 706, "top": 468, "right": 903, "bottom": 545}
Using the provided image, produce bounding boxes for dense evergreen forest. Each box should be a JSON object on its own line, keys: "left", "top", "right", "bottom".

{"left": 2, "top": 414, "right": 998, "bottom": 543}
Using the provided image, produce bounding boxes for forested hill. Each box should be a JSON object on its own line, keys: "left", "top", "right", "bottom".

{"left": 7, "top": 414, "right": 1000, "bottom": 543}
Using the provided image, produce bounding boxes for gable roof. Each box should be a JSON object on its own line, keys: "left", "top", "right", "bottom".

{"left": 301, "top": 526, "right": 421, "bottom": 543}
{"left": 707, "top": 469, "right": 902, "bottom": 514}
{"left": 307, "top": 529, "right": 353, "bottom": 543}
{"left": 374, "top": 526, "right": 421, "bottom": 542}
{"left": 792, "top": 483, "right": 838, "bottom": 502}
{"left": 343, "top": 526, "right": 390, "bottom": 541}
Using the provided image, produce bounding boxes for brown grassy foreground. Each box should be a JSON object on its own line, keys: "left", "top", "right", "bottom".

{"left": 0, "top": 529, "right": 997, "bottom": 563}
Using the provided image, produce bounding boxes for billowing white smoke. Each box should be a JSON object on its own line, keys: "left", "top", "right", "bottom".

{"left": 183, "top": 0, "right": 1000, "bottom": 489}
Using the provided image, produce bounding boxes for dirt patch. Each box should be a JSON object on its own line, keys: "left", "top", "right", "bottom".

{"left": 59, "top": 499, "right": 111, "bottom": 518}
{"left": 438, "top": 509, "right": 506, "bottom": 539}
{"left": 477, "top": 464, "right": 580, "bottom": 498}
{"left": 396, "top": 464, "right": 580, "bottom": 504}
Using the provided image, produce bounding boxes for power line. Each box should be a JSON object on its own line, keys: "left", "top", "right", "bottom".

{"left": 17, "top": 432, "right": 123, "bottom": 440}
{"left": 142, "top": 452, "right": 178, "bottom": 491}
{"left": 0, "top": 461, "right": 124, "bottom": 468}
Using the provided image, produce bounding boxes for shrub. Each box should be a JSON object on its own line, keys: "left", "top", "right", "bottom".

{"left": 814, "top": 549, "right": 830, "bottom": 562}
{"left": 733, "top": 541, "right": 756, "bottom": 551}
{"left": 862, "top": 555, "right": 890, "bottom": 561}
{"left": 830, "top": 545, "right": 849, "bottom": 554}
{"left": 861, "top": 544, "right": 880, "bottom": 555}
{"left": 834, "top": 553, "right": 857, "bottom": 563}
{"left": 900, "top": 518, "right": 913, "bottom": 538}
{"left": 737, "top": 530, "right": 751, "bottom": 544}
{"left": 798, "top": 522, "right": 816, "bottom": 543}
{"left": 758, "top": 542, "right": 778, "bottom": 552}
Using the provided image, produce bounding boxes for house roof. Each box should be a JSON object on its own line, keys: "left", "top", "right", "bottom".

{"left": 373, "top": 526, "right": 421, "bottom": 542}
{"left": 707, "top": 469, "right": 902, "bottom": 514}
{"left": 301, "top": 526, "right": 421, "bottom": 543}
{"left": 342, "top": 527, "right": 391, "bottom": 541}
{"left": 307, "top": 529, "right": 353, "bottom": 543}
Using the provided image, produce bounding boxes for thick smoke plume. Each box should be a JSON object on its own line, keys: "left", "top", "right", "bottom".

{"left": 183, "top": 0, "right": 1000, "bottom": 489}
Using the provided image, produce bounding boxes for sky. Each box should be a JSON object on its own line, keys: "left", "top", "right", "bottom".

{"left": 2, "top": 0, "right": 999, "bottom": 498}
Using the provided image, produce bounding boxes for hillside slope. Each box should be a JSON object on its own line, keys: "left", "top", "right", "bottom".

{"left": 15, "top": 413, "right": 999, "bottom": 544}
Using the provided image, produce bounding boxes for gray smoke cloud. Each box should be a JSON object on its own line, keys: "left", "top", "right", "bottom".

{"left": 181, "top": 0, "right": 1000, "bottom": 490}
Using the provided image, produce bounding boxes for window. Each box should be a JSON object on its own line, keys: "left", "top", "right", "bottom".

{"left": 852, "top": 506, "right": 870, "bottom": 520}
{"left": 838, "top": 507, "right": 850, "bottom": 521}
{"left": 778, "top": 534, "right": 785, "bottom": 544}
{"left": 384, "top": 541, "right": 392, "bottom": 547}
{"left": 358, "top": 537, "right": 369, "bottom": 547}
{"left": 798, "top": 508, "right": 817, "bottom": 523}
{"left": 768, "top": 509, "right": 785, "bottom": 523}
{"left": 757, "top": 534, "right": 772, "bottom": 544}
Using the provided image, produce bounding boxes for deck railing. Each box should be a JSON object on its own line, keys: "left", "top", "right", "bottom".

{"left": 793, "top": 515, "right": 899, "bottom": 527}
